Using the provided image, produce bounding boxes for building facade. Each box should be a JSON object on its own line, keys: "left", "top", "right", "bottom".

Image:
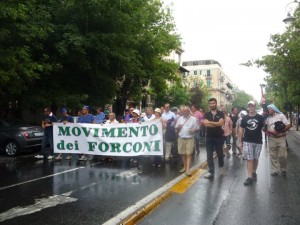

{"left": 182, "top": 59, "right": 236, "bottom": 109}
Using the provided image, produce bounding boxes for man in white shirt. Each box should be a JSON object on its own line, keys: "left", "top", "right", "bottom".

{"left": 175, "top": 106, "right": 199, "bottom": 176}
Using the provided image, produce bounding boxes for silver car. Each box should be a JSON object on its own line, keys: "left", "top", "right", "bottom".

{"left": 0, "top": 118, "right": 44, "bottom": 156}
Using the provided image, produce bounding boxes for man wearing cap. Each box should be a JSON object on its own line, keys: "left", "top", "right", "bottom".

{"left": 266, "top": 104, "right": 291, "bottom": 176}
{"left": 238, "top": 101, "right": 264, "bottom": 185}
{"left": 203, "top": 98, "right": 225, "bottom": 179}
{"left": 78, "top": 106, "right": 95, "bottom": 161}
{"left": 55, "top": 108, "right": 74, "bottom": 160}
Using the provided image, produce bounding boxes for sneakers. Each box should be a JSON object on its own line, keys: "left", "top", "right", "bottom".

{"left": 79, "top": 155, "right": 87, "bottom": 161}
{"left": 66, "top": 155, "right": 72, "bottom": 160}
{"left": 34, "top": 154, "right": 44, "bottom": 159}
{"left": 271, "top": 172, "right": 279, "bottom": 176}
{"left": 185, "top": 171, "right": 192, "bottom": 176}
{"left": 244, "top": 177, "right": 253, "bottom": 185}
{"left": 252, "top": 172, "right": 257, "bottom": 181}
{"left": 48, "top": 155, "right": 55, "bottom": 160}
{"left": 179, "top": 168, "right": 186, "bottom": 173}
{"left": 55, "top": 155, "right": 62, "bottom": 160}
{"left": 204, "top": 173, "right": 214, "bottom": 179}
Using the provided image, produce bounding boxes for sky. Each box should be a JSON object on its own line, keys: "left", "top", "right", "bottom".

{"left": 164, "top": 0, "right": 296, "bottom": 101}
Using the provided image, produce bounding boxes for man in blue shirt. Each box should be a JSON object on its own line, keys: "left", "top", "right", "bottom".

{"left": 55, "top": 108, "right": 74, "bottom": 160}
{"left": 35, "top": 107, "right": 57, "bottom": 160}
{"left": 78, "top": 105, "right": 95, "bottom": 160}
{"left": 95, "top": 107, "right": 105, "bottom": 124}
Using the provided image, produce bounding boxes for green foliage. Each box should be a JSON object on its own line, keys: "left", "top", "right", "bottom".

{"left": 0, "top": 0, "right": 181, "bottom": 117}
{"left": 231, "top": 90, "right": 254, "bottom": 110}
{"left": 250, "top": 7, "right": 300, "bottom": 110}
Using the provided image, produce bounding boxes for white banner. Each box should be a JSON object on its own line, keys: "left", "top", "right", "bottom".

{"left": 53, "top": 120, "right": 163, "bottom": 156}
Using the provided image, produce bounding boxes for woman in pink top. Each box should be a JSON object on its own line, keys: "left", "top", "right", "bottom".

{"left": 223, "top": 109, "right": 233, "bottom": 157}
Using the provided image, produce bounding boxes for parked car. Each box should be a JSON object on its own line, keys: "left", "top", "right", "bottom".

{"left": 0, "top": 118, "right": 44, "bottom": 156}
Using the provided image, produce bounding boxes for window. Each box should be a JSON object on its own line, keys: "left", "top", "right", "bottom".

{"left": 194, "top": 70, "right": 197, "bottom": 75}
{"left": 200, "top": 70, "right": 202, "bottom": 75}
{"left": 207, "top": 70, "right": 211, "bottom": 76}
{"left": 207, "top": 80, "right": 212, "bottom": 87}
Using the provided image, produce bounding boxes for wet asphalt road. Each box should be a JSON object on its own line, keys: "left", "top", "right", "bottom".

{"left": 0, "top": 130, "right": 299, "bottom": 225}
{"left": 139, "top": 130, "right": 300, "bottom": 225}
{"left": 0, "top": 147, "right": 205, "bottom": 225}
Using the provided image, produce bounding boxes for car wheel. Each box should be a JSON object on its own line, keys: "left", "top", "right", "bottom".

{"left": 5, "top": 141, "right": 19, "bottom": 156}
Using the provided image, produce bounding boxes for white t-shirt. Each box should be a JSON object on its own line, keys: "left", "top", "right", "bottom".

{"left": 175, "top": 115, "right": 199, "bottom": 138}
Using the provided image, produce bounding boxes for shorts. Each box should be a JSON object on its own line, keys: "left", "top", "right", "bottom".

{"left": 243, "top": 142, "right": 262, "bottom": 160}
{"left": 178, "top": 137, "right": 194, "bottom": 155}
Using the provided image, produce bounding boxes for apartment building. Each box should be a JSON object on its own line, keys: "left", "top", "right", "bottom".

{"left": 182, "top": 59, "right": 236, "bottom": 109}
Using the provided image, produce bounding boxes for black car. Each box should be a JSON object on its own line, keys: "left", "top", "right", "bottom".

{"left": 0, "top": 118, "right": 44, "bottom": 156}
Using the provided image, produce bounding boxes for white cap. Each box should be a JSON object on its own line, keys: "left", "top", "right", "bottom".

{"left": 247, "top": 100, "right": 255, "bottom": 106}
{"left": 132, "top": 109, "right": 140, "bottom": 116}
{"left": 154, "top": 108, "right": 161, "bottom": 114}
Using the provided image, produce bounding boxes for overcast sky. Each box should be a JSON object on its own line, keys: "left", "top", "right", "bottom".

{"left": 164, "top": 0, "right": 295, "bottom": 101}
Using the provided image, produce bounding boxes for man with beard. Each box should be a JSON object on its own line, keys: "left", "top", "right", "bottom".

{"left": 203, "top": 98, "right": 225, "bottom": 179}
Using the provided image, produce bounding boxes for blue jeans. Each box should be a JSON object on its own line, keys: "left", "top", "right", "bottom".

{"left": 206, "top": 137, "right": 224, "bottom": 175}
{"left": 40, "top": 131, "right": 54, "bottom": 156}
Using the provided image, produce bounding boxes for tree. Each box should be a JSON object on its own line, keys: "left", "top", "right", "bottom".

{"left": 0, "top": 0, "right": 181, "bottom": 118}
{"left": 231, "top": 90, "right": 254, "bottom": 110}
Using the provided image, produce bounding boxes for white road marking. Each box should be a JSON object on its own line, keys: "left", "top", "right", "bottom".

{"left": 0, "top": 167, "right": 85, "bottom": 191}
{"left": 0, "top": 192, "right": 77, "bottom": 222}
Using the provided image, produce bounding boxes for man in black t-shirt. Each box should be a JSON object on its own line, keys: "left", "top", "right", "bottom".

{"left": 238, "top": 101, "right": 264, "bottom": 185}
{"left": 230, "top": 107, "right": 239, "bottom": 155}
{"left": 203, "top": 98, "right": 225, "bottom": 179}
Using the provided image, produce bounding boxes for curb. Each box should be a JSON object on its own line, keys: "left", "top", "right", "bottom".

{"left": 102, "top": 155, "right": 213, "bottom": 225}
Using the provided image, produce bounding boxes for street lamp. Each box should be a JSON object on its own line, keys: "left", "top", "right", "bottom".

{"left": 283, "top": 0, "right": 300, "bottom": 25}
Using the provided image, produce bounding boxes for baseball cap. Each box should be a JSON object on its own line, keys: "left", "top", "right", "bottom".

{"left": 61, "top": 108, "right": 67, "bottom": 113}
{"left": 154, "top": 108, "right": 161, "bottom": 114}
{"left": 82, "top": 105, "right": 90, "bottom": 110}
{"left": 132, "top": 109, "right": 140, "bottom": 116}
{"left": 247, "top": 101, "right": 255, "bottom": 106}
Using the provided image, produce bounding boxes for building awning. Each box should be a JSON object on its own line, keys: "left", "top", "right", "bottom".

{"left": 178, "top": 66, "right": 189, "bottom": 73}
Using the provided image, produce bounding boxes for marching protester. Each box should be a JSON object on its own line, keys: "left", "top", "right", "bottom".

{"left": 238, "top": 101, "right": 264, "bottom": 185}
{"left": 162, "top": 103, "right": 176, "bottom": 162}
{"left": 143, "top": 107, "right": 155, "bottom": 122}
{"left": 265, "top": 104, "right": 292, "bottom": 176}
{"left": 55, "top": 108, "right": 74, "bottom": 160}
{"left": 95, "top": 107, "right": 106, "bottom": 124}
{"left": 230, "top": 107, "right": 239, "bottom": 155}
{"left": 203, "top": 98, "right": 225, "bottom": 179}
{"left": 78, "top": 105, "right": 95, "bottom": 161}
{"left": 175, "top": 106, "right": 199, "bottom": 176}
{"left": 190, "top": 105, "right": 202, "bottom": 155}
{"left": 236, "top": 110, "right": 247, "bottom": 157}
{"left": 152, "top": 108, "right": 166, "bottom": 167}
{"left": 222, "top": 108, "right": 233, "bottom": 157}
{"left": 35, "top": 107, "right": 57, "bottom": 160}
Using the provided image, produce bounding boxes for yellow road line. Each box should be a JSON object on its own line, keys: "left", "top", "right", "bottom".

{"left": 121, "top": 163, "right": 209, "bottom": 225}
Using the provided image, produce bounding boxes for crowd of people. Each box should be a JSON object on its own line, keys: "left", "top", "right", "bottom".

{"left": 34, "top": 98, "right": 292, "bottom": 184}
